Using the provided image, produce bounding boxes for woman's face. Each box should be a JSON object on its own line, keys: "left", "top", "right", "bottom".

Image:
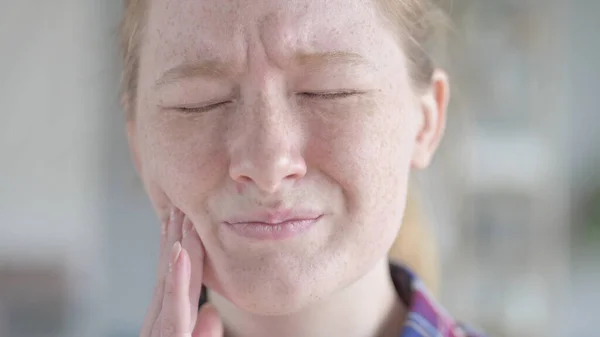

{"left": 129, "top": 0, "right": 446, "bottom": 314}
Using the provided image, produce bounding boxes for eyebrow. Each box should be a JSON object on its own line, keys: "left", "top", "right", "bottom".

{"left": 154, "top": 59, "right": 236, "bottom": 88}
{"left": 154, "top": 51, "right": 371, "bottom": 88}
{"left": 294, "top": 51, "right": 371, "bottom": 68}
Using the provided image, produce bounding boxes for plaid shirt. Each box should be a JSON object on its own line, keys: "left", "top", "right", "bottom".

{"left": 391, "top": 263, "right": 485, "bottom": 337}
{"left": 199, "top": 264, "right": 485, "bottom": 337}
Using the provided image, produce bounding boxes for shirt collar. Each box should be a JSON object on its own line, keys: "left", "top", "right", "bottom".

{"left": 390, "top": 263, "right": 484, "bottom": 337}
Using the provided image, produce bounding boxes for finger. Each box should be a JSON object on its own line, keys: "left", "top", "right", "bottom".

{"left": 161, "top": 208, "right": 184, "bottom": 277}
{"left": 192, "top": 304, "right": 223, "bottom": 337}
{"left": 160, "top": 242, "right": 192, "bottom": 337}
{"left": 181, "top": 216, "right": 205, "bottom": 328}
{"left": 142, "top": 209, "right": 184, "bottom": 337}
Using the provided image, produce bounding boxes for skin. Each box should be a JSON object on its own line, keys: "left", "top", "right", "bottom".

{"left": 127, "top": 0, "right": 449, "bottom": 336}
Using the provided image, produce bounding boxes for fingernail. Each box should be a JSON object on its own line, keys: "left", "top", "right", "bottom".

{"left": 168, "top": 241, "right": 182, "bottom": 273}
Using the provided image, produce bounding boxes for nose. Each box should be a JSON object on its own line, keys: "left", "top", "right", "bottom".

{"left": 228, "top": 97, "right": 307, "bottom": 194}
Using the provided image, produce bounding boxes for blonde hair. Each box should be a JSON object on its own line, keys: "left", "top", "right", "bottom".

{"left": 119, "top": 0, "right": 443, "bottom": 295}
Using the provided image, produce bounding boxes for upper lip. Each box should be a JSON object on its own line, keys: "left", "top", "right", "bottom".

{"left": 224, "top": 209, "right": 322, "bottom": 225}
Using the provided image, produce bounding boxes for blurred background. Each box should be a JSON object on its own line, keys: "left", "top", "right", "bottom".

{"left": 0, "top": 1, "right": 598, "bottom": 336}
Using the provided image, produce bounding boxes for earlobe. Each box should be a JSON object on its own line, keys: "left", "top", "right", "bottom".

{"left": 411, "top": 69, "right": 450, "bottom": 169}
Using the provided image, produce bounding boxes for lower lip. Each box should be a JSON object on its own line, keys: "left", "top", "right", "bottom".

{"left": 224, "top": 216, "right": 322, "bottom": 241}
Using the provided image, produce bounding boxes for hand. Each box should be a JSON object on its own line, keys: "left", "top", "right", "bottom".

{"left": 140, "top": 208, "right": 223, "bottom": 337}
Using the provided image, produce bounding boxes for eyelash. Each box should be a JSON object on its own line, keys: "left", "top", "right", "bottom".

{"left": 173, "top": 91, "right": 360, "bottom": 114}
{"left": 299, "top": 91, "right": 360, "bottom": 99}
{"left": 174, "top": 101, "right": 231, "bottom": 114}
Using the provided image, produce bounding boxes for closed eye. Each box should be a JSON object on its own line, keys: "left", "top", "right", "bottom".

{"left": 173, "top": 100, "right": 232, "bottom": 114}
{"left": 299, "top": 91, "right": 362, "bottom": 99}
{"left": 170, "top": 91, "right": 360, "bottom": 113}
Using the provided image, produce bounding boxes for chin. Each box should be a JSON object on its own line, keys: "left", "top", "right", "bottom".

{"left": 199, "top": 206, "right": 402, "bottom": 315}
{"left": 205, "top": 252, "right": 351, "bottom": 316}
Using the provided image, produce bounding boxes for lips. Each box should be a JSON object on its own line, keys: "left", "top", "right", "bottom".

{"left": 223, "top": 209, "right": 323, "bottom": 240}
{"left": 225, "top": 209, "right": 322, "bottom": 226}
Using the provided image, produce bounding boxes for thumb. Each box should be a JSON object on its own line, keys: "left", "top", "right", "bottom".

{"left": 192, "top": 303, "right": 223, "bottom": 337}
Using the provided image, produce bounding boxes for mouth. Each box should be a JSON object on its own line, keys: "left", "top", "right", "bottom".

{"left": 223, "top": 210, "right": 323, "bottom": 241}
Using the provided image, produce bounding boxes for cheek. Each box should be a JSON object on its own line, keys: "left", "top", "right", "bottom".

{"left": 306, "top": 98, "right": 418, "bottom": 211}
{"left": 300, "top": 99, "right": 418, "bottom": 282}
{"left": 135, "top": 114, "right": 227, "bottom": 214}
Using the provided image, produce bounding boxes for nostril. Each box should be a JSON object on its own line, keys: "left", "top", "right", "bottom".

{"left": 285, "top": 172, "right": 302, "bottom": 181}
{"left": 229, "top": 152, "right": 307, "bottom": 193}
{"left": 233, "top": 176, "right": 253, "bottom": 194}
{"left": 236, "top": 175, "right": 253, "bottom": 184}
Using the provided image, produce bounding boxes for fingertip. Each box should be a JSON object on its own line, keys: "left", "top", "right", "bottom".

{"left": 179, "top": 247, "right": 191, "bottom": 278}
{"left": 172, "top": 208, "right": 184, "bottom": 225}
{"left": 166, "top": 208, "right": 185, "bottom": 244}
{"left": 170, "top": 241, "right": 182, "bottom": 264}
{"left": 181, "top": 221, "right": 205, "bottom": 261}
{"left": 182, "top": 216, "right": 190, "bottom": 237}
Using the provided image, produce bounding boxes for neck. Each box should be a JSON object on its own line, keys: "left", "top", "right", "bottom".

{"left": 209, "top": 259, "right": 406, "bottom": 337}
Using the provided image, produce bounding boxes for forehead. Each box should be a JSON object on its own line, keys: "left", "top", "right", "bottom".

{"left": 144, "top": 0, "right": 401, "bottom": 71}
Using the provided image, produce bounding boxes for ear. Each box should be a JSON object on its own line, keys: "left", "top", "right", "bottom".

{"left": 122, "top": 92, "right": 143, "bottom": 176}
{"left": 411, "top": 69, "right": 450, "bottom": 169}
